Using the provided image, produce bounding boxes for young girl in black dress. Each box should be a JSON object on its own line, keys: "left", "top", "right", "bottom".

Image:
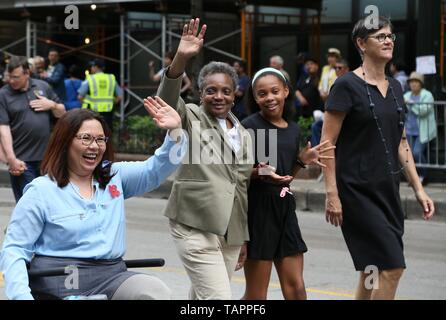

{"left": 241, "top": 68, "right": 333, "bottom": 299}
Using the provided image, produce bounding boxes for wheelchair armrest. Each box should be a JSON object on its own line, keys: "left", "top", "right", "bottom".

{"left": 28, "top": 268, "right": 66, "bottom": 278}
{"left": 27, "top": 258, "right": 165, "bottom": 278}
{"left": 124, "top": 258, "right": 165, "bottom": 268}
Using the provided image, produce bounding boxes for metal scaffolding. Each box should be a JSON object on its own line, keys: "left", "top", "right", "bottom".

{"left": 0, "top": 9, "right": 321, "bottom": 127}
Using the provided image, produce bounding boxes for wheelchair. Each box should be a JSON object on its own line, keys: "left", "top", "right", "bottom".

{"left": 27, "top": 258, "right": 165, "bottom": 300}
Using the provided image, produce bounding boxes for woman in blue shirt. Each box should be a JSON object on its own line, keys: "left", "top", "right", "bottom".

{"left": 0, "top": 98, "right": 187, "bottom": 300}
{"left": 63, "top": 64, "right": 83, "bottom": 110}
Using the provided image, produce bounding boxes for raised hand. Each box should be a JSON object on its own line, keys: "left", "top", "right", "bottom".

{"left": 299, "top": 140, "right": 335, "bottom": 168}
{"left": 176, "top": 18, "right": 207, "bottom": 60}
{"left": 143, "top": 96, "right": 182, "bottom": 130}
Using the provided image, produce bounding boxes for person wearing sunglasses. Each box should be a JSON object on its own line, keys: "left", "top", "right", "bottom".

{"left": 0, "top": 105, "right": 187, "bottom": 300}
{"left": 334, "top": 59, "right": 350, "bottom": 78}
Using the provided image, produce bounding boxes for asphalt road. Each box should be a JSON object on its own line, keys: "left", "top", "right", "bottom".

{"left": 0, "top": 194, "right": 445, "bottom": 300}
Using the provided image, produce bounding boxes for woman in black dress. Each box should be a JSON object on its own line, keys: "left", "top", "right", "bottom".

{"left": 241, "top": 68, "right": 333, "bottom": 299}
{"left": 321, "top": 17, "right": 435, "bottom": 300}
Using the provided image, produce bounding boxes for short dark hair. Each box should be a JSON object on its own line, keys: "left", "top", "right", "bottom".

{"left": 7, "top": 55, "right": 29, "bottom": 73}
{"left": 197, "top": 61, "right": 238, "bottom": 92}
{"left": 234, "top": 60, "right": 247, "bottom": 71}
{"left": 40, "top": 109, "right": 115, "bottom": 189}
{"left": 351, "top": 16, "right": 393, "bottom": 56}
{"left": 48, "top": 48, "right": 59, "bottom": 54}
{"left": 89, "top": 58, "right": 105, "bottom": 69}
{"left": 68, "top": 64, "right": 82, "bottom": 78}
{"left": 336, "top": 59, "right": 349, "bottom": 68}
{"left": 391, "top": 60, "right": 406, "bottom": 72}
{"left": 304, "top": 57, "right": 318, "bottom": 65}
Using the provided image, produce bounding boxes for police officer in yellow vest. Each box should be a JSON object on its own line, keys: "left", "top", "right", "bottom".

{"left": 77, "top": 59, "right": 122, "bottom": 131}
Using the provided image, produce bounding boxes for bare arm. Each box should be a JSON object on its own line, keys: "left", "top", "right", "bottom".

{"left": 180, "top": 74, "right": 192, "bottom": 93}
{"left": 0, "top": 125, "right": 15, "bottom": 163}
{"left": 399, "top": 130, "right": 435, "bottom": 220}
{"left": 0, "top": 141, "right": 6, "bottom": 163}
{"left": 320, "top": 110, "right": 346, "bottom": 227}
{"left": 295, "top": 90, "right": 309, "bottom": 106}
{"left": 148, "top": 61, "right": 161, "bottom": 82}
{"left": 0, "top": 125, "right": 27, "bottom": 175}
{"left": 50, "top": 103, "right": 66, "bottom": 118}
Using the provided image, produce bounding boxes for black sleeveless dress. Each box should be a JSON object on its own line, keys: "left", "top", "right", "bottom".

{"left": 326, "top": 72, "right": 406, "bottom": 271}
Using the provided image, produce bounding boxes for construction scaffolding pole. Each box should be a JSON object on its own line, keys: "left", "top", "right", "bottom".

{"left": 26, "top": 19, "right": 36, "bottom": 58}
{"left": 240, "top": 5, "right": 246, "bottom": 61}
{"left": 120, "top": 14, "right": 126, "bottom": 128}
{"left": 161, "top": 13, "right": 167, "bottom": 66}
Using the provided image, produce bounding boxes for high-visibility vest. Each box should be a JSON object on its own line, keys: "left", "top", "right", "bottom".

{"left": 82, "top": 72, "right": 116, "bottom": 112}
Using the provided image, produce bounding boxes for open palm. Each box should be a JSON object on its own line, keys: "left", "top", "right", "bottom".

{"left": 143, "top": 96, "right": 181, "bottom": 130}
{"left": 299, "top": 140, "right": 335, "bottom": 168}
{"left": 176, "top": 18, "right": 207, "bottom": 60}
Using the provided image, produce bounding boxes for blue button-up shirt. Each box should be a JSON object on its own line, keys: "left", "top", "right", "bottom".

{"left": 0, "top": 132, "right": 187, "bottom": 300}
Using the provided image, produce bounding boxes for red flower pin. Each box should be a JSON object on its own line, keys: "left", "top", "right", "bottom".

{"left": 108, "top": 184, "right": 121, "bottom": 198}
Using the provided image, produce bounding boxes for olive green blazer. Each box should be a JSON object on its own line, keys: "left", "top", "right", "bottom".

{"left": 157, "top": 73, "right": 254, "bottom": 245}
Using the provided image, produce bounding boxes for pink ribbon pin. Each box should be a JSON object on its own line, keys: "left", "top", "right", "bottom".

{"left": 280, "top": 187, "right": 292, "bottom": 198}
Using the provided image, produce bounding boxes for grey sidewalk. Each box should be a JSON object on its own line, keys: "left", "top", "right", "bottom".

{"left": 0, "top": 162, "right": 444, "bottom": 221}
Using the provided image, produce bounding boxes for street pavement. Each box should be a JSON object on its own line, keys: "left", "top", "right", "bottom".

{"left": 0, "top": 188, "right": 445, "bottom": 300}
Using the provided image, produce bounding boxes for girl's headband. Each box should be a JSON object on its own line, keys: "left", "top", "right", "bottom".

{"left": 251, "top": 67, "right": 287, "bottom": 86}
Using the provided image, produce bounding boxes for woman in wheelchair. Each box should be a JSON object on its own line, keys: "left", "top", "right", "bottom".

{"left": 0, "top": 97, "right": 187, "bottom": 300}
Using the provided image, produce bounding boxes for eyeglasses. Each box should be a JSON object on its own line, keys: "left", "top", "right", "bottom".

{"left": 75, "top": 133, "right": 108, "bottom": 147}
{"left": 368, "top": 33, "right": 396, "bottom": 43}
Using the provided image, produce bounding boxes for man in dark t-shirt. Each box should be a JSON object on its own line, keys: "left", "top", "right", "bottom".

{"left": 0, "top": 56, "right": 66, "bottom": 202}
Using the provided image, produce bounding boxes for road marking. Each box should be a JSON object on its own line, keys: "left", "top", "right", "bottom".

{"left": 143, "top": 266, "right": 355, "bottom": 299}
{"left": 0, "top": 268, "right": 410, "bottom": 300}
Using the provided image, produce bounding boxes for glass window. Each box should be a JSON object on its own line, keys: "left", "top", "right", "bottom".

{"left": 259, "top": 36, "right": 297, "bottom": 82}
{"left": 257, "top": 6, "right": 300, "bottom": 15}
{"left": 358, "top": 0, "right": 407, "bottom": 20}
{"left": 320, "top": 0, "right": 352, "bottom": 23}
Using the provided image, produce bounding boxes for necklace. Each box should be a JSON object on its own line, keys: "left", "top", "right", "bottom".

{"left": 361, "top": 65, "right": 409, "bottom": 176}
{"left": 70, "top": 176, "right": 94, "bottom": 200}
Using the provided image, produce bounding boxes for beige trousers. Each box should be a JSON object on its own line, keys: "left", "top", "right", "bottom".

{"left": 169, "top": 219, "right": 241, "bottom": 300}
